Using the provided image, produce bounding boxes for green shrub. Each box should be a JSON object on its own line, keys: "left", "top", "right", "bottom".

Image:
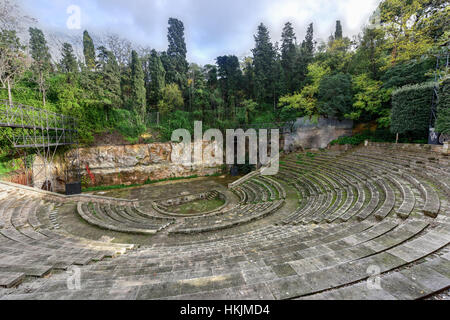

{"left": 330, "top": 127, "right": 426, "bottom": 146}
{"left": 111, "top": 109, "right": 146, "bottom": 141}
{"left": 390, "top": 82, "right": 435, "bottom": 136}
{"left": 330, "top": 134, "right": 368, "bottom": 146}
{"left": 436, "top": 78, "right": 449, "bottom": 134}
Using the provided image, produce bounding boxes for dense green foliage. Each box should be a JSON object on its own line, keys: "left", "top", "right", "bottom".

{"left": 317, "top": 73, "right": 353, "bottom": 119}
{"left": 391, "top": 83, "right": 435, "bottom": 135}
{"left": 0, "top": 0, "right": 448, "bottom": 155}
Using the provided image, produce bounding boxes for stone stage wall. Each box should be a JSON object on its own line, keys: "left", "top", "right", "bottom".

{"left": 33, "top": 141, "right": 222, "bottom": 192}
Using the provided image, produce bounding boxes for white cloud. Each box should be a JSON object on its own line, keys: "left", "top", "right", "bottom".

{"left": 19, "top": 0, "right": 382, "bottom": 65}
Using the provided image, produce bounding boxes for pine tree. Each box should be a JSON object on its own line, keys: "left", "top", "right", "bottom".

{"left": 97, "top": 46, "right": 121, "bottom": 108}
{"left": 130, "top": 50, "right": 147, "bottom": 119}
{"left": 216, "top": 55, "right": 242, "bottom": 117}
{"left": 83, "top": 30, "right": 96, "bottom": 70}
{"left": 335, "top": 20, "right": 343, "bottom": 40}
{"left": 204, "top": 64, "right": 218, "bottom": 89}
{"left": 60, "top": 42, "right": 77, "bottom": 73}
{"left": 281, "top": 22, "right": 297, "bottom": 93}
{"left": 29, "top": 27, "right": 51, "bottom": 105}
{"left": 252, "top": 23, "right": 276, "bottom": 104}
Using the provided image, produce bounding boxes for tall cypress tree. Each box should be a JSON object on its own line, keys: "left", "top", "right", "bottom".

{"left": 273, "top": 42, "right": 285, "bottom": 109}
{"left": 29, "top": 27, "right": 51, "bottom": 105}
{"left": 302, "top": 23, "right": 315, "bottom": 58}
{"left": 148, "top": 50, "right": 166, "bottom": 107}
{"left": 166, "top": 18, "right": 188, "bottom": 91}
{"left": 242, "top": 57, "right": 255, "bottom": 99}
{"left": 252, "top": 23, "right": 276, "bottom": 104}
{"left": 293, "top": 23, "right": 315, "bottom": 89}
{"left": 281, "top": 22, "right": 297, "bottom": 94}
{"left": 83, "top": 30, "right": 96, "bottom": 70}
{"left": 130, "top": 50, "right": 146, "bottom": 119}
{"left": 335, "top": 20, "right": 343, "bottom": 40}
{"left": 60, "top": 42, "right": 77, "bottom": 73}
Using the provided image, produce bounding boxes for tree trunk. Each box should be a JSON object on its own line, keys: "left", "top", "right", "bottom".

{"left": 42, "top": 88, "right": 46, "bottom": 106}
{"left": 7, "top": 79, "right": 12, "bottom": 106}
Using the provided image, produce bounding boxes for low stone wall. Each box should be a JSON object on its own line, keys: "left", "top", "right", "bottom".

{"left": 367, "top": 141, "right": 448, "bottom": 155}
{"left": 33, "top": 141, "right": 222, "bottom": 192}
{"left": 328, "top": 141, "right": 448, "bottom": 156}
{"left": 284, "top": 117, "right": 353, "bottom": 151}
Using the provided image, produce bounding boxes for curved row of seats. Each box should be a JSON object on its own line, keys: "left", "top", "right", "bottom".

{"left": 169, "top": 200, "right": 284, "bottom": 234}
{"left": 232, "top": 175, "right": 286, "bottom": 204}
{"left": 274, "top": 147, "right": 443, "bottom": 225}
{"left": 0, "top": 184, "right": 135, "bottom": 288}
{"left": 316, "top": 151, "right": 442, "bottom": 217}
{"left": 77, "top": 202, "right": 174, "bottom": 235}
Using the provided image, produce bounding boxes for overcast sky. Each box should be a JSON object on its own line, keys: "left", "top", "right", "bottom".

{"left": 17, "top": 0, "right": 382, "bottom": 65}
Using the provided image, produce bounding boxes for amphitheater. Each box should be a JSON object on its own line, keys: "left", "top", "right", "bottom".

{"left": 0, "top": 142, "right": 449, "bottom": 300}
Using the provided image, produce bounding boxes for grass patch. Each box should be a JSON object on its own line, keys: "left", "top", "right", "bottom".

{"left": 171, "top": 198, "right": 226, "bottom": 215}
{"left": 205, "top": 172, "right": 223, "bottom": 178}
{"left": 0, "top": 154, "right": 20, "bottom": 177}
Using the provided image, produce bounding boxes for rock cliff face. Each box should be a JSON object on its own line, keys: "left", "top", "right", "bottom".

{"left": 33, "top": 141, "right": 222, "bottom": 192}
{"left": 284, "top": 117, "right": 353, "bottom": 151}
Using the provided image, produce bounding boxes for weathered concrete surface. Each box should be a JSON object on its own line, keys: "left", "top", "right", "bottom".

{"left": 284, "top": 117, "right": 353, "bottom": 151}
{"left": 33, "top": 141, "right": 222, "bottom": 192}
